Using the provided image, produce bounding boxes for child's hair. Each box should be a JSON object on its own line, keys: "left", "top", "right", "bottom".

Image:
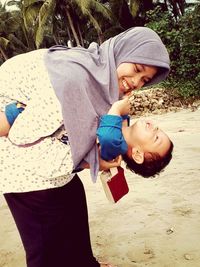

{"left": 122, "top": 140, "right": 174, "bottom": 178}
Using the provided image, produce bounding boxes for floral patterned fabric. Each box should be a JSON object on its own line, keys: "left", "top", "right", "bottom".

{"left": 0, "top": 49, "right": 74, "bottom": 193}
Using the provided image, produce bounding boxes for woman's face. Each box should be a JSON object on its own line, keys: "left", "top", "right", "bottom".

{"left": 116, "top": 63, "right": 158, "bottom": 96}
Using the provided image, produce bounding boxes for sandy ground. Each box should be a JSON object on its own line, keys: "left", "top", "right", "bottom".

{"left": 0, "top": 108, "right": 200, "bottom": 267}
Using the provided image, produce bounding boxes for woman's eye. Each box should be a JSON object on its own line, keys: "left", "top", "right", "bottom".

{"left": 134, "top": 67, "right": 139, "bottom": 73}
{"left": 136, "top": 64, "right": 143, "bottom": 72}
{"left": 143, "top": 78, "right": 150, "bottom": 84}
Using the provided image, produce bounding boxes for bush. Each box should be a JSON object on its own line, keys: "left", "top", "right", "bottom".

{"left": 145, "top": 4, "right": 200, "bottom": 97}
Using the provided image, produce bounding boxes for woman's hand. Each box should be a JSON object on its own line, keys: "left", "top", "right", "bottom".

{"left": 79, "top": 155, "right": 122, "bottom": 171}
{"left": 80, "top": 153, "right": 122, "bottom": 171}
{"left": 99, "top": 155, "right": 122, "bottom": 171}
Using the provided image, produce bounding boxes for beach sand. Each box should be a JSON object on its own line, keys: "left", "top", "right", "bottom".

{"left": 0, "top": 108, "right": 200, "bottom": 267}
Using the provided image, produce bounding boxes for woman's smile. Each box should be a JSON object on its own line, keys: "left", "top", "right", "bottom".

{"left": 117, "top": 63, "right": 158, "bottom": 96}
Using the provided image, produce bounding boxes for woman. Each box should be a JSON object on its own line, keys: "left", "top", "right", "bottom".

{"left": 0, "top": 27, "right": 170, "bottom": 267}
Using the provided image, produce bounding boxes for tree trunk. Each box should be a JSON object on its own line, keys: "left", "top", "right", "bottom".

{"left": 0, "top": 45, "right": 8, "bottom": 61}
{"left": 171, "top": 0, "right": 180, "bottom": 19}
{"left": 66, "top": 26, "right": 73, "bottom": 47}
{"left": 177, "top": 0, "right": 186, "bottom": 15}
{"left": 143, "top": 0, "right": 154, "bottom": 11}
{"left": 98, "top": 31, "right": 103, "bottom": 45}
{"left": 65, "top": 7, "right": 80, "bottom": 46}
{"left": 77, "top": 22, "right": 84, "bottom": 47}
{"left": 53, "top": 35, "right": 59, "bottom": 45}
{"left": 164, "top": 0, "right": 168, "bottom": 10}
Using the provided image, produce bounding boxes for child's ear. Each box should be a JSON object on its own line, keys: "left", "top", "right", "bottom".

{"left": 131, "top": 147, "right": 144, "bottom": 164}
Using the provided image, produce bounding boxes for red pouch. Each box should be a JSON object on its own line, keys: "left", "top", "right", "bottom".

{"left": 100, "top": 166, "right": 129, "bottom": 203}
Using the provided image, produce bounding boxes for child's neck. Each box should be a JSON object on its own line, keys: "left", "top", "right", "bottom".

{"left": 122, "top": 125, "right": 133, "bottom": 146}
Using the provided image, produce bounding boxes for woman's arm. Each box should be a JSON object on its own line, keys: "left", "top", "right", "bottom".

{"left": 80, "top": 151, "right": 122, "bottom": 171}
{"left": 0, "top": 111, "right": 11, "bottom": 137}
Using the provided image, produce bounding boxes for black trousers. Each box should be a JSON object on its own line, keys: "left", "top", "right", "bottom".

{"left": 4, "top": 175, "right": 100, "bottom": 267}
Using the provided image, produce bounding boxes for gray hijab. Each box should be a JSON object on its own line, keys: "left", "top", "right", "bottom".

{"left": 44, "top": 26, "right": 170, "bottom": 181}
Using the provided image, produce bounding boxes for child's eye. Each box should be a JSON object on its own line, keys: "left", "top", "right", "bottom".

{"left": 155, "top": 136, "right": 159, "bottom": 142}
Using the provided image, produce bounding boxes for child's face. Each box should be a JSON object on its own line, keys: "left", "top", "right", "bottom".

{"left": 117, "top": 63, "right": 157, "bottom": 96}
{"left": 130, "top": 119, "right": 171, "bottom": 157}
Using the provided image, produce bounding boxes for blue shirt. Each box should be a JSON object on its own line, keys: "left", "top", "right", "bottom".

{"left": 97, "top": 114, "right": 129, "bottom": 161}
{"left": 5, "top": 103, "right": 24, "bottom": 126}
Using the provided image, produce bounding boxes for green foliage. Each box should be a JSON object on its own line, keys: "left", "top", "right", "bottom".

{"left": 0, "top": 4, "right": 31, "bottom": 62}
{"left": 146, "top": 4, "right": 200, "bottom": 97}
{"left": 1, "top": 0, "right": 200, "bottom": 99}
{"left": 35, "top": 0, "right": 56, "bottom": 48}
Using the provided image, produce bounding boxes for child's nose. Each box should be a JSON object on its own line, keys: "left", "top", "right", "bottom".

{"left": 145, "top": 120, "right": 155, "bottom": 130}
{"left": 153, "top": 126, "right": 159, "bottom": 132}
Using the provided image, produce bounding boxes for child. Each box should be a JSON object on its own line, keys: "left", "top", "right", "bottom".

{"left": 97, "top": 97, "right": 173, "bottom": 178}
{"left": 0, "top": 98, "right": 173, "bottom": 178}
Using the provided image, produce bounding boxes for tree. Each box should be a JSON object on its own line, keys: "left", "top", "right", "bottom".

{"left": 146, "top": 1, "right": 200, "bottom": 96}
{"left": 0, "top": 1, "right": 31, "bottom": 63}
{"left": 163, "top": 0, "right": 186, "bottom": 20}
{"left": 0, "top": 2, "right": 9, "bottom": 62}
{"left": 8, "top": 0, "right": 113, "bottom": 48}
{"left": 53, "top": 0, "right": 113, "bottom": 46}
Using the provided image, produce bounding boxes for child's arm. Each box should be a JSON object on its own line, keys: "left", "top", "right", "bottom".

{"left": 97, "top": 97, "right": 131, "bottom": 161}
{"left": 73, "top": 98, "right": 131, "bottom": 172}
{"left": 108, "top": 97, "right": 130, "bottom": 127}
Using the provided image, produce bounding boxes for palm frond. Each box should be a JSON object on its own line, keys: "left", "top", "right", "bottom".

{"left": 87, "top": 12, "right": 102, "bottom": 33}
{"left": 35, "top": 0, "right": 56, "bottom": 48}
{"left": 23, "top": 0, "right": 44, "bottom": 8}
{"left": 76, "top": 0, "right": 112, "bottom": 21}
{"left": 0, "top": 37, "right": 10, "bottom": 48}
{"left": 23, "top": 4, "right": 41, "bottom": 29}
{"left": 129, "top": 0, "right": 140, "bottom": 17}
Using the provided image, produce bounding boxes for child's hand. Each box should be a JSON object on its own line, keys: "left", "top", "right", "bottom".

{"left": 108, "top": 97, "right": 131, "bottom": 116}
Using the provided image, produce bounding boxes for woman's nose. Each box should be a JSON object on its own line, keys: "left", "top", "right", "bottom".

{"left": 131, "top": 77, "right": 144, "bottom": 89}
